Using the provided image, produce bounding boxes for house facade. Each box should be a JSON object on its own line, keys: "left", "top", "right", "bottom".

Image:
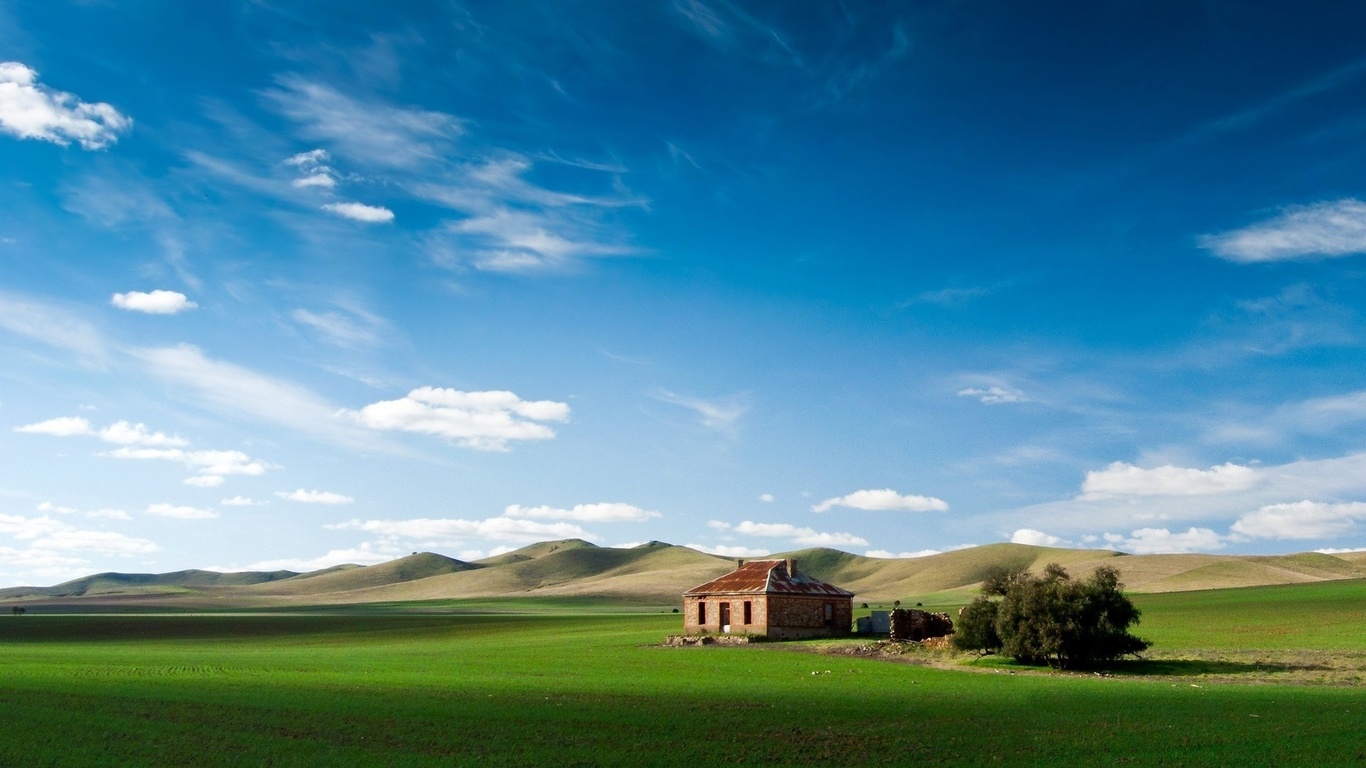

{"left": 682, "top": 559, "right": 854, "bottom": 639}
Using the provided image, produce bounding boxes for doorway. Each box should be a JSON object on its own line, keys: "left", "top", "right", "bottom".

{"left": 719, "top": 601, "right": 731, "bottom": 632}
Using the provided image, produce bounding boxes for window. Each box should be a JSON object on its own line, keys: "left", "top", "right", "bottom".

{"left": 743, "top": 601, "right": 752, "bottom": 624}
{"left": 698, "top": 601, "right": 706, "bottom": 625}
{"left": 823, "top": 603, "right": 834, "bottom": 627}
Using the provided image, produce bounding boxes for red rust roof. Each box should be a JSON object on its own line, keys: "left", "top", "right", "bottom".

{"left": 683, "top": 559, "right": 853, "bottom": 597}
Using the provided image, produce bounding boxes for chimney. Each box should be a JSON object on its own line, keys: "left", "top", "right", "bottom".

{"left": 736, "top": 559, "right": 744, "bottom": 569}
{"left": 785, "top": 558, "right": 796, "bottom": 577}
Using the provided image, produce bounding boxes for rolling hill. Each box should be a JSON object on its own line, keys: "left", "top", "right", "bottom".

{"left": 3, "top": 540, "right": 1364, "bottom": 608}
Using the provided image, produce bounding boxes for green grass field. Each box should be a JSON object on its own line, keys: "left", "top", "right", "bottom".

{"left": 1, "top": 583, "right": 1363, "bottom": 766}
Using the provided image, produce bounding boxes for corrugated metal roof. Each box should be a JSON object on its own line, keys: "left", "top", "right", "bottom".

{"left": 683, "top": 559, "right": 854, "bottom": 597}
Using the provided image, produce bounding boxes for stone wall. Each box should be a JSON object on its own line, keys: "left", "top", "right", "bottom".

{"left": 682, "top": 594, "right": 852, "bottom": 638}
{"left": 682, "top": 594, "right": 769, "bottom": 635}
{"left": 887, "top": 608, "right": 954, "bottom": 642}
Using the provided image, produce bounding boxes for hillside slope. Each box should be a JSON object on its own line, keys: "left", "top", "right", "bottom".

{"left": 4, "top": 541, "right": 1364, "bottom": 607}
{"left": 0, "top": 568, "right": 299, "bottom": 599}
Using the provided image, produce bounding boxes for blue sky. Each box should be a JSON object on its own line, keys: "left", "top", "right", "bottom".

{"left": 4, "top": 1, "right": 1366, "bottom": 585}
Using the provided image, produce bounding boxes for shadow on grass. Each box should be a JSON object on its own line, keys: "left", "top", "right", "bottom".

{"left": 1105, "top": 658, "right": 1333, "bottom": 677}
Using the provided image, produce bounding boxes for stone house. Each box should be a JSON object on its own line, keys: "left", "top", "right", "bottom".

{"left": 682, "top": 559, "right": 854, "bottom": 639}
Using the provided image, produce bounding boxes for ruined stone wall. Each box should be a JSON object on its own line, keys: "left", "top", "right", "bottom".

{"left": 887, "top": 609, "right": 954, "bottom": 642}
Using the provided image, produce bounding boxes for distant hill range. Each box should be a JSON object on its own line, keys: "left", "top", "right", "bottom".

{"left": 3, "top": 540, "right": 1365, "bottom": 608}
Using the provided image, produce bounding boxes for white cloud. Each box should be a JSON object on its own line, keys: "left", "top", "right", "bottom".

{"left": 758, "top": 493, "right": 775, "bottom": 503}
{"left": 293, "top": 173, "right": 336, "bottom": 189}
{"left": 719, "top": 520, "right": 869, "bottom": 547}
{"left": 999, "top": 451, "right": 1366, "bottom": 541}
{"left": 15, "top": 417, "right": 188, "bottom": 447}
{"left": 285, "top": 148, "right": 338, "bottom": 189}
{"left": 277, "top": 489, "right": 353, "bottom": 505}
{"left": 0, "top": 62, "right": 131, "bottom": 149}
{"left": 813, "top": 489, "right": 949, "bottom": 513}
{"left": 146, "top": 503, "right": 217, "bottom": 520}
{"left": 38, "top": 502, "right": 130, "bottom": 522}
{"left": 1082, "top": 462, "right": 1259, "bottom": 498}
{"left": 1102, "top": 527, "right": 1228, "bottom": 554}
{"left": 686, "top": 543, "right": 772, "bottom": 557}
{"left": 865, "top": 549, "right": 942, "bottom": 559}
{"left": 651, "top": 390, "right": 748, "bottom": 433}
{"left": 957, "top": 386, "right": 1028, "bottom": 404}
{"left": 344, "top": 386, "right": 570, "bottom": 451}
{"left": 503, "top": 503, "right": 660, "bottom": 523}
{"left": 95, "top": 420, "right": 189, "bottom": 447}
{"left": 241, "top": 544, "right": 396, "bottom": 572}
{"left": 110, "top": 290, "right": 197, "bottom": 315}
{"left": 1200, "top": 199, "right": 1366, "bottom": 263}
{"left": 456, "top": 545, "right": 517, "bottom": 561}
{"left": 329, "top": 516, "right": 590, "bottom": 544}
{"left": 1010, "top": 528, "right": 1065, "bottom": 547}
{"left": 0, "top": 512, "right": 157, "bottom": 555}
{"left": 286, "top": 149, "right": 330, "bottom": 167}
{"left": 1231, "top": 500, "right": 1366, "bottom": 540}
{"left": 322, "top": 202, "right": 395, "bottom": 223}
{"left": 1317, "top": 546, "right": 1366, "bottom": 555}
{"left": 221, "top": 496, "right": 267, "bottom": 507}
{"left": 106, "top": 447, "right": 267, "bottom": 483}
{"left": 14, "top": 416, "right": 92, "bottom": 437}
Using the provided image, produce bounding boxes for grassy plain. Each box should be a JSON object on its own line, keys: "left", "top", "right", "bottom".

{"left": 0, "top": 582, "right": 1363, "bottom": 766}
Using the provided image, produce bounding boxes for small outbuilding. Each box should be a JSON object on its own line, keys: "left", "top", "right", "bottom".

{"left": 682, "top": 559, "right": 854, "bottom": 639}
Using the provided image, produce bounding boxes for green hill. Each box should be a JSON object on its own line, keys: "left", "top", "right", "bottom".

{"left": 0, "top": 568, "right": 298, "bottom": 599}
{"left": 5, "top": 541, "right": 1365, "bottom": 608}
{"left": 245, "top": 552, "right": 479, "bottom": 597}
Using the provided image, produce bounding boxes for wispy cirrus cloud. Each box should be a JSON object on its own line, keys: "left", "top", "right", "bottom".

{"left": 260, "top": 74, "right": 643, "bottom": 274}
{"left": 0, "top": 62, "right": 131, "bottom": 149}
{"left": 131, "top": 344, "right": 375, "bottom": 449}
{"left": 1200, "top": 199, "right": 1366, "bottom": 263}
{"left": 957, "top": 385, "right": 1029, "bottom": 405}
{"left": 263, "top": 75, "right": 461, "bottom": 169}
{"left": 651, "top": 389, "right": 749, "bottom": 434}
{"left": 0, "top": 291, "right": 107, "bottom": 364}
{"left": 290, "top": 302, "right": 390, "bottom": 348}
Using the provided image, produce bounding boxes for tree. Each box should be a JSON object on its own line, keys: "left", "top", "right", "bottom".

{"left": 980, "top": 563, "right": 1030, "bottom": 597}
{"left": 952, "top": 597, "right": 1001, "bottom": 655}
{"left": 957, "top": 563, "right": 1149, "bottom": 669}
